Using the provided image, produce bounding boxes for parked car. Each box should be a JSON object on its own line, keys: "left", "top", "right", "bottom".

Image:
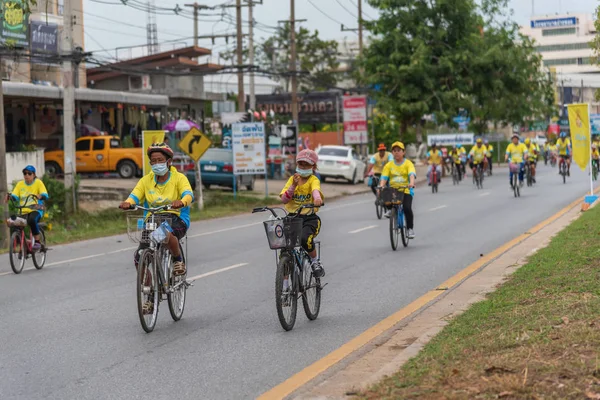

{"left": 44, "top": 136, "right": 144, "bottom": 178}
{"left": 316, "top": 145, "right": 367, "bottom": 184}
{"left": 193, "top": 148, "right": 255, "bottom": 191}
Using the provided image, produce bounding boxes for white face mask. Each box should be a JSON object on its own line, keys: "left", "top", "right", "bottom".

{"left": 151, "top": 163, "right": 169, "bottom": 176}
{"left": 296, "top": 167, "right": 313, "bottom": 177}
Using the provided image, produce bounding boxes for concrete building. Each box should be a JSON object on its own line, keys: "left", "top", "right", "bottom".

{"left": 520, "top": 13, "right": 598, "bottom": 74}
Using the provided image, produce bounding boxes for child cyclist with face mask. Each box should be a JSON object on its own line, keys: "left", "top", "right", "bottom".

{"left": 280, "top": 149, "right": 325, "bottom": 278}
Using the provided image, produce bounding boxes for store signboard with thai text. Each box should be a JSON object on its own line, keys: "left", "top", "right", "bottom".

{"left": 343, "top": 95, "right": 368, "bottom": 145}
{"left": 232, "top": 122, "right": 266, "bottom": 175}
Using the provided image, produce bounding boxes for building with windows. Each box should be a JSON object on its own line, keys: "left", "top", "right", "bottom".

{"left": 520, "top": 13, "right": 598, "bottom": 74}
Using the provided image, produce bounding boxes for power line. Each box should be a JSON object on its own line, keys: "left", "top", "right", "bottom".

{"left": 307, "top": 0, "right": 345, "bottom": 26}
{"left": 347, "top": 0, "right": 374, "bottom": 20}
{"left": 335, "top": 0, "right": 358, "bottom": 19}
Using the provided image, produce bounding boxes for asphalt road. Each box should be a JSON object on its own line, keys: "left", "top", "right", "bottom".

{"left": 0, "top": 163, "right": 593, "bottom": 400}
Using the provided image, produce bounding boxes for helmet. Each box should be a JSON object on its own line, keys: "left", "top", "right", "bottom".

{"left": 484, "top": 139, "right": 489, "bottom": 144}
{"left": 22, "top": 165, "right": 36, "bottom": 174}
{"left": 560, "top": 131, "right": 567, "bottom": 138}
{"left": 147, "top": 142, "right": 174, "bottom": 159}
{"left": 511, "top": 133, "right": 520, "bottom": 140}
{"left": 296, "top": 149, "right": 318, "bottom": 165}
{"left": 456, "top": 144, "right": 462, "bottom": 148}
{"left": 377, "top": 143, "right": 387, "bottom": 151}
{"left": 476, "top": 138, "right": 482, "bottom": 144}
{"left": 525, "top": 138, "right": 531, "bottom": 145}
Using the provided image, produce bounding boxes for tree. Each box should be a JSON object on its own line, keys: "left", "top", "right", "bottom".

{"left": 221, "top": 24, "right": 340, "bottom": 92}
{"left": 361, "top": 0, "right": 484, "bottom": 141}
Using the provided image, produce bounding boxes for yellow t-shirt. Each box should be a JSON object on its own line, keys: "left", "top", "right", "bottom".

{"left": 10, "top": 179, "right": 48, "bottom": 215}
{"left": 469, "top": 145, "right": 488, "bottom": 163}
{"left": 505, "top": 143, "right": 529, "bottom": 164}
{"left": 527, "top": 144, "right": 539, "bottom": 160}
{"left": 548, "top": 144, "right": 558, "bottom": 153}
{"left": 450, "top": 150, "right": 462, "bottom": 164}
{"left": 486, "top": 144, "right": 494, "bottom": 157}
{"left": 557, "top": 138, "right": 571, "bottom": 156}
{"left": 280, "top": 175, "right": 323, "bottom": 214}
{"left": 381, "top": 159, "right": 417, "bottom": 194}
{"left": 126, "top": 166, "right": 194, "bottom": 227}
{"left": 592, "top": 149, "right": 600, "bottom": 160}
{"left": 369, "top": 152, "right": 393, "bottom": 174}
{"left": 427, "top": 149, "right": 443, "bottom": 165}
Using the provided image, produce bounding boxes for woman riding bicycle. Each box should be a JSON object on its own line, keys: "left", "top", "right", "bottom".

{"left": 280, "top": 149, "right": 325, "bottom": 278}
{"left": 5, "top": 165, "right": 49, "bottom": 251}
{"left": 119, "top": 143, "right": 194, "bottom": 276}
{"left": 377, "top": 141, "right": 416, "bottom": 239}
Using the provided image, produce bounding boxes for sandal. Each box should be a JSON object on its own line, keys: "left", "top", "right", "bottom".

{"left": 173, "top": 260, "right": 186, "bottom": 276}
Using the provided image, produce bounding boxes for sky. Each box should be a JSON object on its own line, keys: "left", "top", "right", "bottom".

{"left": 82, "top": 0, "right": 600, "bottom": 62}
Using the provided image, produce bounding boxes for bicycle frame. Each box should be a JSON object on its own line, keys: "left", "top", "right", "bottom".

{"left": 9, "top": 194, "right": 44, "bottom": 253}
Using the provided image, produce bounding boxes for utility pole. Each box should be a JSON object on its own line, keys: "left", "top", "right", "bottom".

{"left": 184, "top": 2, "right": 208, "bottom": 46}
{"left": 358, "top": 0, "right": 363, "bottom": 56}
{"left": 236, "top": 0, "right": 245, "bottom": 112}
{"left": 290, "top": 0, "right": 298, "bottom": 126}
{"left": 62, "top": 0, "right": 76, "bottom": 213}
{"left": 0, "top": 57, "right": 8, "bottom": 248}
{"left": 247, "top": 0, "right": 255, "bottom": 111}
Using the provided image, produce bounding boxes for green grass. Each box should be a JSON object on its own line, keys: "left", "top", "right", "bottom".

{"left": 2, "top": 192, "right": 277, "bottom": 250}
{"left": 362, "top": 205, "right": 600, "bottom": 400}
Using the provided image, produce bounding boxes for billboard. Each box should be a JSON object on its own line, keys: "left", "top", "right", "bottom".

{"left": 343, "top": 95, "right": 368, "bottom": 145}
{"left": 232, "top": 122, "right": 266, "bottom": 175}
{"left": 530, "top": 17, "right": 577, "bottom": 29}
{"left": 30, "top": 20, "right": 58, "bottom": 65}
{"left": 255, "top": 92, "right": 339, "bottom": 124}
{"left": 427, "top": 133, "right": 474, "bottom": 147}
{"left": 1, "top": 0, "right": 29, "bottom": 48}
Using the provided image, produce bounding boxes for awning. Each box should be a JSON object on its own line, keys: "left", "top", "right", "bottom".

{"left": 1, "top": 81, "right": 170, "bottom": 106}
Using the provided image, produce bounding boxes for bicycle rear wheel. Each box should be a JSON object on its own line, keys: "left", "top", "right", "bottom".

{"left": 9, "top": 231, "right": 25, "bottom": 274}
{"left": 276, "top": 252, "right": 298, "bottom": 331}
{"left": 389, "top": 207, "right": 399, "bottom": 251}
{"left": 301, "top": 256, "right": 321, "bottom": 321}
{"left": 137, "top": 249, "right": 159, "bottom": 333}
{"left": 32, "top": 229, "right": 47, "bottom": 270}
{"left": 375, "top": 199, "right": 383, "bottom": 220}
{"left": 168, "top": 242, "right": 187, "bottom": 321}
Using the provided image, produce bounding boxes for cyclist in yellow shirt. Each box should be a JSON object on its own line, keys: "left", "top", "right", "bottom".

{"left": 426, "top": 143, "right": 443, "bottom": 186}
{"left": 556, "top": 132, "right": 571, "bottom": 176}
{"left": 484, "top": 139, "right": 493, "bottom": 175}
{"left": 505, "top": 134, "right": 529, "bottom": 188}
{"left": 368, "top": 143, "right": 393, "bottom": 195}
{"left": 120, "top": 143, "right": 194, "bottom": 277}
{"left": 449, "top": 145, "right": 463, "bottom": 180}
{"left": 457, "top": 144, "right": 467, "bottom": 177}
{"left": 468, "top": 138, "right": 488, "bottom": 177}
{"left": 378, "top": 141, "right": 416, "bottom": 239}
{"left": 525, "top": 138, "right": 539, "bottom": 183}
{"left": 592, "top": 144, "right": 599, "bottom": 176}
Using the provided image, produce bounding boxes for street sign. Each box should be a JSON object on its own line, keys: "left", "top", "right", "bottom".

{"left": 232, "top": 122, "right": 267, "bottom": 175}
{"left": 178, "top": 127, "right": 212, "bottom": 162}
{"left": 343, "top": 95, "right": 368, "bottom": 145}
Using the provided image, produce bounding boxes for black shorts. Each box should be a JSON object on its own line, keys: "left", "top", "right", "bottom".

{"left": 529, "top": 159, "right": 537, "bottom": 166}
{"left": 299, "top": 214, "right": 321, "bottom": 253}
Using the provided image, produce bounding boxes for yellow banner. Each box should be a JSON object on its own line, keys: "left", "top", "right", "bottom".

{"left": 567, "top": 103, "right": 591, "bottom": 171}
{"left": 142, "top": 130, "right": 166, "bottom": 175}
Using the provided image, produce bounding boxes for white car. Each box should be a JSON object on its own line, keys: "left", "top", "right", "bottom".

{"left": 316, "top": 145, "right": 367, "bottom": 184}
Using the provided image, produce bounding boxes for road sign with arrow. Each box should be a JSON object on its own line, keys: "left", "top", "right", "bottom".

{"left": 178, "top": 127, "right": 211, "bottom": 162}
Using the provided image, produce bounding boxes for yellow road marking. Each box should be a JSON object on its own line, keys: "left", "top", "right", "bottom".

{"left": 258, "top": 191, "right": 594, "bottom": 400}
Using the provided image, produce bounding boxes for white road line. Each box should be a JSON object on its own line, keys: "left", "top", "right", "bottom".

{"left": 479, "top": 192, "right": 491, "bottom": 197}
{"left": 429, "top": 205, "right": 447, "bottom": 212}
{"left": 349, "top": 225, "right": 377, "bottom": 234}
{"left": 187, "top": 263, "right": 249, "bottom": 282}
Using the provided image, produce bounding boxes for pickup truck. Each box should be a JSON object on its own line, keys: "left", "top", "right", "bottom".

{"left": 44, "top": 136, "right": 144, "bottom": 178}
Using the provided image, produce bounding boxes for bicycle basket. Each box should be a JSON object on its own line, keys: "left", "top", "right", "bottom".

{"left": 509, "top": 163, "right": 521, "bottom": 173}
{"left": 380, "top": 187, "right": 404, "bottom": 207}
{"left": 263, "top": 217, "right": 303, "bottom": 250}
{"left": 127, "top": 214, "right": 176, "bottom": 244}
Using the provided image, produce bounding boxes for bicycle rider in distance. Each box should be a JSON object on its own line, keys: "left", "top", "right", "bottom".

{"left": 377, "top": 141, "right": 416, "bottom": 239}
{"left": 280, "top": 149, "right": 325, "bottom": 278}
{"left": 592, "top": 143, "right": 599, "bottom": 172}
{"left": 119, "top": 143, "right": 194, "bottom": 276}
{"left": 426, "top": 142, "right": 443, "bottom": 186}
{"left": 468, "top": 138, "right": 488, "bottom": 179}
{"left": 4, "top": 165, "right": 49, "bottom": 251}
{"left": 368, "top": 143, "right": 393, "bottom": 195}
{"left": 556, "top": 131, "right": 572, "bottom": 177}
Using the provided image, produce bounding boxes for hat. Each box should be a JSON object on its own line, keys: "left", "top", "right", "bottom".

{"left": 476, "top": 138, "right": 482, "bottom": 144}
{"left": 22, "top": 165, "right": 36, "bottom": 174}
{"left": 296, "top": 149, "right": 318, "bottom": 165}
{"left": 377, "top": 143, "right": 387, "bottom": 151}
{"left": 511, "top": 133, "right": 520, "bottom": 139}
{"left": 391, "top": 141, "right": 405, "bottom": 150}
{"left": 525, "top": 138, "right": 531, "bottom": 145}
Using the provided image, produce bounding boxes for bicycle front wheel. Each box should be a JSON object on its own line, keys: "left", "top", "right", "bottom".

{"left": 9, "top": 231, "right": 25, "bottom": 274}
{"left": 32, "top": 229, "right": 47, "bottom": 270}
{"left": 301, "top": 256, "right": 321, "bottom": 321}
{"left": 137, "top": 249, "right": 159, "bottom": 333}
{"left": 276, "top": 252, "right": 298, "bottom": 331}
{"left": 168, "top": 243, "right": 187, "bottom": 321}
{"left": 389, "top": 207, "right": 399, "bottom": 251}
{"left": 400, "top": 209, "right": 409, "bottom": 247}
{"left": 375, "top": 199, "right": 383, "bottom": 220}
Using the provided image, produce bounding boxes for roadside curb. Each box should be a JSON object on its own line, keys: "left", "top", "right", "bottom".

{"left": 259, "top": 191, "right": 594, "bottom": 400}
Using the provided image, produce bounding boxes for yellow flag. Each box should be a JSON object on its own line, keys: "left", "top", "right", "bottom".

{"left": 142, "top": 130, "right": 166, "bottom": 175}
{"left": 567, "top": 103, "right": 591, "bottom": 171}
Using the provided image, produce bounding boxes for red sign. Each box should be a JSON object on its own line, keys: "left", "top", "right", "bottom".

{"left": 343, "top": 95, "right": 368, "bottom": 145}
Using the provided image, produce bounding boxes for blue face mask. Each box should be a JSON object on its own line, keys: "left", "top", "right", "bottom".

{"left": 296, "top": 167, "right": 313, "bottom": 177}
{"left": 152, "top": 163, "right": 169, "bottom": 176}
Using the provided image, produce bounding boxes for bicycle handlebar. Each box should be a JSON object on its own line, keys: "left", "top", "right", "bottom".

{"left": 9, "top": 194, "right": 44, "bottom": 211}
{"left": 127, "top": 204, "right": 172, "bottom": 213}
{"left": 252, "top": 203, "right": 324, "bottom": 218}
